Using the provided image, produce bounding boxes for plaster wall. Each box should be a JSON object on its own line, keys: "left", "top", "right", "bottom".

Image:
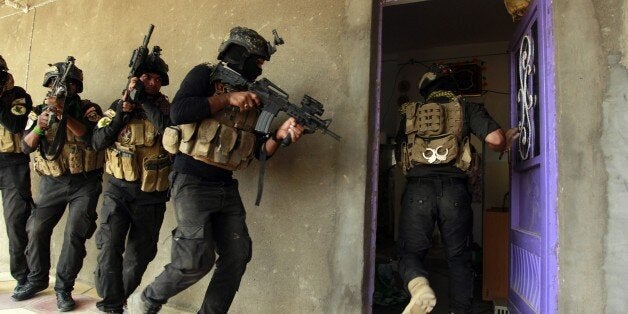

{"left": 554, "top": 0, "right": 610, "bottom": 312}
{"left": 0, "top": 0, "right": 372, "bottom": 312}
{"left": 590, "top": 0, "right": 628, "bottom": 313}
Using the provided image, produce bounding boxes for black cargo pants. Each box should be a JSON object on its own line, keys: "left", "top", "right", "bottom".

{"left": 95, "top": 179, "right": 166, "bottom": 311}
{"left": 25, "top": 170, "right": 102, "bottom": 292}
{"left": 0, "top": 163, "right": 33, "bottom": 285}
{"left": 398, "top": 176, "right": 474, "bottom": 314}
{"left": 142, "top": 172, "right": 252, "bottom": 314}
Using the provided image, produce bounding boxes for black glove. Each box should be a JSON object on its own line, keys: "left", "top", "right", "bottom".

{"left": 128, "top": 80, "right": 146, "bottom": 104}
{"left": 109, "top": 100, "right": 128, "bottom": 129}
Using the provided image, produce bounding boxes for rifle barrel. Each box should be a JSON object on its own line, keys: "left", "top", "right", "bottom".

{"left": 143, "top": 24, "right": 155, "bottom": 47}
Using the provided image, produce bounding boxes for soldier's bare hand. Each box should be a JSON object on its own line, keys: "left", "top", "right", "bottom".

{"left": 44, "top": 96, "right": 64, "bottom": 113}
{"left": 122, "top": 101, "right": 134, "bottom": 113}
{"left": 505, "top": 127, "right": 520, "bottom": 148}
{"left": 228, "top": 91, "right": 260, "bottom": 111}
{"left": 127, "top": 77, "right": 139, "bottom": 91}
{"left": 276, "top": 117, "right": 304, "bottom": 143}
{"left": 37, "top": 111, "right": 51, "bottom": 130}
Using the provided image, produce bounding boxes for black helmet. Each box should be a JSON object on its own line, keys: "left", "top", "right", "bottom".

{"left": 418, "top": 64, "right": 457, "bottom": 98}
{"left": 42, "top": 60, "right": 84, "bottom": 93}
{"left": 217, "top": 27, "right": 275, "bottom": 61}
{"left": 135, "top": 46, "right": 169, "bottom": 86}
{"left": 0, "top": 55, "right": 7, "bottom": 71}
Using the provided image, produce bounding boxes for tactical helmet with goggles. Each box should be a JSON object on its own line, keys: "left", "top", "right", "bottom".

{"left": 0, "top": 55, "right": 7, "bottom": 72}
{"left": 218, "top": 26, "right": 284, "bottom": 62}
{"left": 42, "top": 61, "right": 84, "bottom": 93}
{"left": 134, "top": 46, "right": 169, "bottom": 86}
{"left": 418, "top": 64, "right": 458, "bottom": 99}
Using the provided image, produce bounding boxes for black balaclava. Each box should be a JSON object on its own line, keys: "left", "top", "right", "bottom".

{"left": 419, "top": 75, "right": 459, "bottom": 99}
{"left": 222, "top": 45, "right": 262, "bottom": 82}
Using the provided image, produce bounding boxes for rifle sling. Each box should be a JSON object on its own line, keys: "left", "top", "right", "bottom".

{"left": 255, "top": 142, "right": 268, "bottom": 206}
{"left": 39, "top": 116, "right": 67, "bottom": 161}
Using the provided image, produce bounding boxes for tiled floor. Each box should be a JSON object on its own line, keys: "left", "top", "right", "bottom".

{"left": 0, "top": 272, "right": 188, "bottom": 313}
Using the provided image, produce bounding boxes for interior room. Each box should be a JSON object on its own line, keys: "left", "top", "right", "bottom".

{"left": 374, "top": 1, "right": 517, "bottom": 313}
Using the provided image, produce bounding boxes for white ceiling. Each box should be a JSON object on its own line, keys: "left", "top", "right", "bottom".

{"left": 383, "top": 0, "right": 517, "bottom": 53}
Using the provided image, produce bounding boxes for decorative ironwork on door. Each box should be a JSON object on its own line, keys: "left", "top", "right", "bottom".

{"left": 517, "top": 34, "right": 537, "bottom": 161}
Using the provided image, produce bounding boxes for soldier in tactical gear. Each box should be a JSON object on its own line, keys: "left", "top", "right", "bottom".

{"left": 397, "top": 64, "right": 519, "bottom": 314}
{"left": 141, "top": 26, "right": 304, "bottom": 314}
{"left": 0, "top": 55, "right": 34, "bottom": 298}
{"left": 91, "top": 46, "right": 173, "bottom": 314}
{"left": 13, "top": 59, "right": 104, "bottom": 312}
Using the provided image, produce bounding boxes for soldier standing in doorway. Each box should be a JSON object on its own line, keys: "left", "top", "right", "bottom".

{"left": 397, "top": 64, "right": 519, "bottom": 314}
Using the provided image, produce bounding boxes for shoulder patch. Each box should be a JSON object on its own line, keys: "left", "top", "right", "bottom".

{"left": 97, "top": 116, "right": 112, "bottom": 128}
{"left": 103, "top": 109, "right": 116, "bottom": 119}
{"left": 10, "top": 98, "right": 27, "bottom": 115}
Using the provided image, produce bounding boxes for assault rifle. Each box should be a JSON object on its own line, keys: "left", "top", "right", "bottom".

{"left": 46, "top": 56, "right": 76, "bottom": 124}
{"left": 125, "top": 24, "right": 154, "bottom": 104}
{"left": 211, "top": 62, "right": 341, "bottom": 146}
{"left": 40, "top": 56, "right": 76, "bottom": 161}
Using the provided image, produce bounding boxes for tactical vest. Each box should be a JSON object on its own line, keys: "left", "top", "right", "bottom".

{"left": 0, "top": 124, "right": 22, "bottom": 153}
{"left": 400, "top": 99, "right": 473, "bottom": 173}
{"left": 32, "top": 117, "right": 104, "bottom": 177}
{"left": 162, "top": 80, "right": 258, "bottom": 171}
{"left": 102, "top": 108, "right": 171, "bottom": 193}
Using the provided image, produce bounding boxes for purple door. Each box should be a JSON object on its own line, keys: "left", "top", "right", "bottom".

{"left": 508, "top": 0, "right": 558, "bottom": 313}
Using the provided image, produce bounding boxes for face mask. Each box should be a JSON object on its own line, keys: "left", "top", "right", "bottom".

{"left": 241, "top": 56, "right": 262, "bottom": 82}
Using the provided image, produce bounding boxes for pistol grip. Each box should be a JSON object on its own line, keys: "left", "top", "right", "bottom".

{"left": 281, "top": 133, "right": 291, "bottom": 147}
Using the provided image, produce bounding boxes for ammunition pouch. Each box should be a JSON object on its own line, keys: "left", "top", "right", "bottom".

{"left": 34, "top": 142, "right": 104, "bottom": 177}
{"left": 105, "top": 145, "right": 139, "bottom": 181}
{"left": 163, "top": 116, "right": 257, "bottom": 171}
{"left": 105, "top": 117, "right": 171, "bottom": 192}
{"left": 0, "top": 125, "right": 22, "bottom": 153}
{"left": 162, "top": 125, "right": 181, "bottom": 154}
{"left": 141, "top": 154, "right": 171, "bottom": 192}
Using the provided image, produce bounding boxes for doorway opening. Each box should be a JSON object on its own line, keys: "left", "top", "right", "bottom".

{"left": 371, "top": 1, "right": 516, "bottom": 313}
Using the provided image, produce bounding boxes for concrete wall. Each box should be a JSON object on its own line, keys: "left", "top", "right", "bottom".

{"left": 592, "top": 0, "right": 628, "bottom": 313}
{"left": 0, "top": 0, "right": 372, "bottom": 312}
{"left": 554, "top": 0, "right": 628, "bottom": 312}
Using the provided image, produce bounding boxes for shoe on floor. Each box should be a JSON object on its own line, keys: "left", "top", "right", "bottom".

{"left": 13, "top": 280, "right": 27, "bottom": 293}
{"left": 142, "top": 299, "right": 162, "bottom": 314}
{"left": 56, "top": 290, "right": 76, "bottom": 312}
{"left": 11, "top": 282, "right": 48, "bottom": 301}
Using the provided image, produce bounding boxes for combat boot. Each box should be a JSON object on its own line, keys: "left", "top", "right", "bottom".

{"left": 56, "top": 290, "right": 76, "bottom": 312}
{"left": 11, "top": 281, "right": 48, "bottom": 301}
{"left": 402, "top": 276, "right": 437, "bottom": 314}
{"left": 142, "top": 299, "right": 162, "bottom": 314}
